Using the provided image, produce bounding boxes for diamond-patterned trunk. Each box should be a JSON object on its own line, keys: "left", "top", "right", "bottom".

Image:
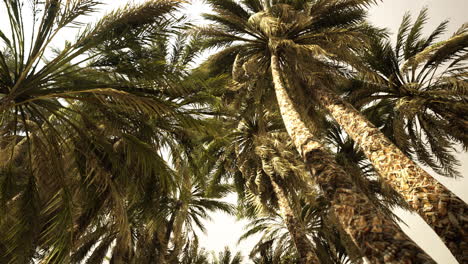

{"left": 271, "top": 54, "right": 435, "bottom": 263}
{"left": 314, "top": 85, "right": 468, "bottom": 263}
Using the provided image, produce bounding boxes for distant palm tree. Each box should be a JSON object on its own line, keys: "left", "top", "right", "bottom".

{"left": 234, "top": 113, "right": 320, "bottom": 264}
{"left": 166, "top": 160, "right": 234, "bottom": 263}
{"left": 240, "top": 201, "right": 356, "bottom": 264}
{"left": 200, "top": 1, "right": 433, "bottom": 261}
{"left": 201, "top": 109, "right": 321, "bottom": 263}
{"left": 240, "top": 214, "right": 302, "bottom": 263}
{"left": 250, "top": 240, "right": 288, "bottom": 264}
{"left": 67, "top": 142, "right": 233, "bottom": 264}
{"left": 212, "top": 247, "right": 243, "bottom": 264}
{"left": 342, "top": 9, "right": 468, "bottom": 262}
{"left": 179, "top": 238, "right": 211, "bottom": 264}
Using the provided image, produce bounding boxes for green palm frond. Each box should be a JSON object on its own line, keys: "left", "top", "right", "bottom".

{"left": 348, "top": 8, "right": 468, "bottom": 178}
{"left": 212, "top": 247, "right": 243, "bottom": 264}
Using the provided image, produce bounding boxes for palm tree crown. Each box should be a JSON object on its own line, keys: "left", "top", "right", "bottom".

{"left": 346, "top": 8, "right": 468, "bottom": 177}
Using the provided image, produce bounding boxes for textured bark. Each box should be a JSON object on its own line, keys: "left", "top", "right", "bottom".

{"left": 157, "top": 202, "right": 181, "bottom": 263}
{"left": 315, "top": 85, "right": 468, "bottom": 263}
{"left": 266, "top": 170, "right": 320, "bottom": 264}
{"left": 168, "top": 203, "right": 188, "bottom": 262}
{"left": 270, "top": 54, "right": 435, "bottom": 264}
{"left": 327, "top": 212, "right": 365, "bottom": 264}
{"left": 148, "top": 230, "right": 167, "bottom": 264}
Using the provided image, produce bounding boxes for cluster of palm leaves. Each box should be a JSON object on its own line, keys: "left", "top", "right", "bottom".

{"left": 0, "top": 0, "right": 466, "bottom": 263}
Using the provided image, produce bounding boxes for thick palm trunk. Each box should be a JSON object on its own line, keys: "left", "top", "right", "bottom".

{"left": 270, "top": 54, "right": 434, "bottom": 263}
{"left": 266, "top": 170, "right": 320, "bottom": 264}
{"left": 314, "top": 85, "right": 468, "bottom": 263}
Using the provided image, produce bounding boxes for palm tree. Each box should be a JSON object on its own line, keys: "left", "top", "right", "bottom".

{"left": 207, "top": 111, "right": 377, "bottom": 264}
{"left": 200, "top": 1, "right": 433, "bottom": 262}
{"left": 240, "top": 203, "right": 357, "bottom": 264}
{"left": 165, "top": 162, "right": 234, "bottom": 263}
{"left": 66, "top": 143, "right": 233, "bottom": 264}
{"left": 0, "top": 1, "right": 179, "bottom": 260}
{"left": 345, "top": 10, "right": 467, "bottom": 178}
{"left": 179, "top": 238, "right": 210, "bottom": 264}
{"left": 201, "top": 109, "right": 321, "bottom": 263}
{"left": 325, "top": 120, "right": 409, "bottom": 217}
{"left": 335, "top": 10, "right": 468, "bottom": 261}
{"left": 240, "top": 214, "right": 305, "bottom": 263}
{"left": 0, "top": 2, "right": 222, "bottom": 262}
{"left": 69, "top": 22, "right": 233, "bottom": 264}
{"left": 250, "top": 239, "right": 295, "bottom": 264}
{"left": 235, "top": 114, "right": 321, "bottom": 264}
{"left": 212, "top": 247, "right": 243, "bottom": 264}
{"left": 0, "top": 0, "right": 181, "bottom": 145}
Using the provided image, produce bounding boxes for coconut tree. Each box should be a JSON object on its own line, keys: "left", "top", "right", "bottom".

{"left": 200, "top": 1, "right": 434, "bottom": 262}
{"left": 335, "top": 10, "right": 468, "bottom": 262}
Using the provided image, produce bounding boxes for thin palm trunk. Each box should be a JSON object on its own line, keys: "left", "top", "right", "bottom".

{"left": 265, "top": 167, "right": 320, "bottom": 264}
{"left": 149, "top": 231, "right": 167, "bottom": 264}
{"left": 314, "top": 85, "right": 468, "bottom": 263}
{"left": 157, "top": 203, "right": 181, "bottom": 264}
{"left": 168, "top": 203, "right": 188, "bottom": 262}
{"left": 271, "top": 54, "right": 434, "bottom": 263}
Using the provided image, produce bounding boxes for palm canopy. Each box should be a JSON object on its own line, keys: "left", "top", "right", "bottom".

{"left": 0, "top": 2, "right": 230, "bottom": 263}
{"left": 199, "top": 1, "right": 438, "bottom": 263}
{"left": 239, "top": 200, "right": 356, "bottom": 264}
{"left": 212, "top": 247, "right": 243, "bottom": 264}
{"left": 0, "top": 0, "right": 184, "bottom": 160}
{"left": 200, "top": 0, "right": 377, "bottom": 79}
{"left": 68, "top": 150, "right": 234, "bottom": 264}
{"left": 345, "top": 8, "right": 468, "bottom": 177}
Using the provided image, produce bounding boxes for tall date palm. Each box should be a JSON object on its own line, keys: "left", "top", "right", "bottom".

{"left": 200, "top": 0, "right": 434, "bottom": 262}
{"left": 338, "top": 9, "right": 468, "bottom": 262}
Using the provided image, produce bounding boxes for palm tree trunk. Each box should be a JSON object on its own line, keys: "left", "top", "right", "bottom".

{"left": 147, "top": 229, "right": 167, "bottom": 264}
{"left": 314, "top": 85, "right": 468, "bottom": 263}
{"left": 168, "top": 203, "right": 188, "bottom": 262}
{"left": 156, "top": 203, "right": 181, "bottom": 264}
{"left": 270, "top": 54, "right": 435, "bottom": 263}
{"left": 265, "top": 168, "right": 320, "bottom": 264}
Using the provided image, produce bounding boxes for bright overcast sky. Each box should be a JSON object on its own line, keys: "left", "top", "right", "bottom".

{"left": 1, "top": 0, "right": 466, "bottom": 263}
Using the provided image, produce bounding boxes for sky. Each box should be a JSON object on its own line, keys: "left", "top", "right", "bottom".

{"left": 1, "top": 0, "right": 467, "bottom": 263}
